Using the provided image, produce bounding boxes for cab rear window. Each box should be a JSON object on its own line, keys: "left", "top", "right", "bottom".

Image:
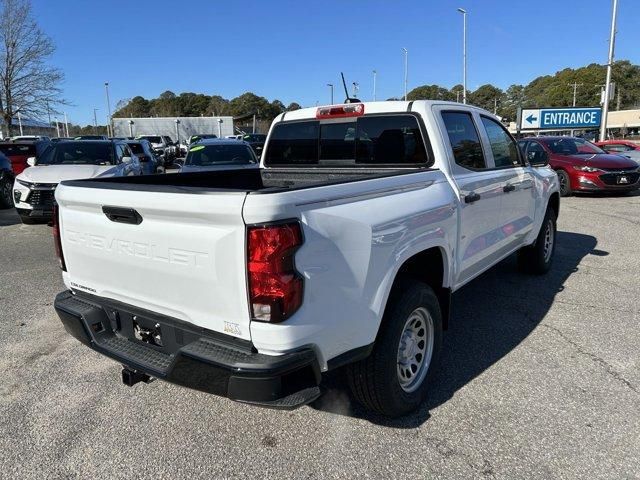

{"left": 265, "top": 115, "right": 430, "bottom": 167}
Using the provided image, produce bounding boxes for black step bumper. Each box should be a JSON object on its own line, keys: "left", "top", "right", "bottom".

{"left": 54, "top": 290, "right": 321, "bottom": 409}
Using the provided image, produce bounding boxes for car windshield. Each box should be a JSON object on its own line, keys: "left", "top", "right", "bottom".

{"left": 75, "top": 135, "right": 105, "bottom": 140}
{"left": 543, "top": 138, "right": 604, "bottom": 155}
{"left": 127, "top": 143, "right": 144, "bottom": 154}
{"left": 36, "top": 142, "right": 115, "bottom": 165}
{"left": 189, "top": 134, "right": 217, "bottom": 143}
{"left": 185, "top": 144, "right": 255, "bottom": 166}
{"left": 139, "top": 136, "right": 162, "bottom": 143}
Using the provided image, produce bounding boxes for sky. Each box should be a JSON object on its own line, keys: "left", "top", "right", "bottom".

{"left": 31, "top": 0, "right": 639, "bottom": 126}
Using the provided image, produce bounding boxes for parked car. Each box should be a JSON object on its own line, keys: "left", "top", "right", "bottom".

{"left": 0, "top": 151, "right": 14, "bottom": 209}
{"left": 180, "top": 139, "right": 258, "bottom": 173}
{"left": 74, "top": 135, "right": 108, "bottom": 140}
{"left": 13, "top": 140, "right": 142, "bottom": 224}
{"left": 518, "top": 136, "right": 640, "bottom": 196}
{"left": 593, "top": 140, "right": 640, "bottom": 162}
{"left": 241, "top": 133, "right": 267, "bottom": 157}
{"left": 136, "top": 135, "right": 175, "bottom": 165}
{"left": 187, "top": 134, "right": 217, "bottom": 146}
{"left": 126, "top": 139, "right": 162, "bottom": 175}
{"left": 53, "top": 100, "right": 560, "bottom": 417}
{"left": 10, "top": 135, "right": 50, "bottom": 142}
{"left": 0, "top": 140, "right": 50, "bottom": 175}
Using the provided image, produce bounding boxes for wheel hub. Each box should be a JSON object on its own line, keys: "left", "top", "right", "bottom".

{"left": 396, "top": 307, "right": 435, "bottom": 393}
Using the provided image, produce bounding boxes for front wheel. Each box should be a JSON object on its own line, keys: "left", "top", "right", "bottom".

{"left": 518, "top": 207, "right": 557, "bottom": 274}
{"left": 557, "top": 170, "right": 571, "bottom": 197}
{"left": 0, "top": 176, "right": 13, "bottom": 209}
{"left": 346, "top": 281, "right": 443, "bottom": 417}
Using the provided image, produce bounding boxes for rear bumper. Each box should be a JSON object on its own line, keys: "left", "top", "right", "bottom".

{"left": 54, "top": 290, "right": 321, "bottom": 409}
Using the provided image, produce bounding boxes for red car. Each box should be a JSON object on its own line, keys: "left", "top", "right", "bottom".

{"left": 518, "top": 136, "right": 639, "bottom": 196}
{"left": 593, "top": 140, "right": 640, "bottom": 162}
{"left": 0, "top": 141, "right": 50, "bottom": 175}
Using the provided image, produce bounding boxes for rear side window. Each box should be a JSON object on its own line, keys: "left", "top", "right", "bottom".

{"left": 441, "top": 112, "right": 486, "bottom": 169}
{"left": 265, "top": 115, "right": 429, "bottom": 167}
{"left": 480, "top": 116, "right": 521, "bottom": 167}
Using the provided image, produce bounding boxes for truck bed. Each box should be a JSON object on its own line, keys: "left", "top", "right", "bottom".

{"left": 62, "top": 167, "right": 428, "bottom": 193}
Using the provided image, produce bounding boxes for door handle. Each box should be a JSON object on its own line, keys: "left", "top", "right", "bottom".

{"left": 503, "top": 184, "right": 516, "bottom": 193}
{"left": 102, "top": 206, "right": 143, "bottom": 225}
{"left": 464, "top": 192, "right": 481, "bottom": 203}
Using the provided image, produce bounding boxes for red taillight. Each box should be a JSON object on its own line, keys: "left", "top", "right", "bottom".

{"left": 316, "top": 103, "right": 364, "bottom": 119}
{"left": 52, "top": 204, "right": 66, "bottom": 271}
{"left": 247, "top": 222, "right": 303, "bottom": 323}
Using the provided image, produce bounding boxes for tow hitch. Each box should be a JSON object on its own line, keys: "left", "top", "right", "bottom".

{"left": 121, "top": 367, "right": 151, "bottom": 387}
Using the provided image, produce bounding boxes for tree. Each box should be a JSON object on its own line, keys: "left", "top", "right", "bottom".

{"left": 468, "top": 84, "right": 504, "bottom": 113}
{"left": 287, "top": 102, "right": 301, "bottom": 111}
{"left": 407, "top": 85, "right": 455, "bottom": 101}
{"left": 0, "top": 0, "right": 65, "bottom": 134}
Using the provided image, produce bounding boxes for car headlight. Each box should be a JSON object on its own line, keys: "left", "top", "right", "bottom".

{"left": 16, "top": 179, "right": 33, "bottom": 188}
{"left": 572, "top": 165, "right": 603, "bottom": 173}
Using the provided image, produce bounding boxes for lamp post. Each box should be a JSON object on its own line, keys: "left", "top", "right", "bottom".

{"left": 17, "top": 111, "right": 23, "bottom": 136}
{"left": 457, "top": 8, "right": 467, "bottom": 104}
{"left": 372, "top": 70, "right": 377, "bottom": 101}
{"left": 175, "top": 118, "right": 181, "bottom": 147}
{"left": 327, "top": 83, "right": 334, "bottom": 104}
{"left": 599, "top": 0, "right": 618, "bottom": 141}
{"left": 93, "top": 108, "right": 99, "bottom": 134}
{"left": 104, "top": 82, "right": 112, "bottom": 137}
{"left": 402, "top": 48, "right": 408, "bottom": 101}
{"left": 217, "top": 118, "right": 223, "bottom": 138}
{"left": 128, "top": 119, "right": 134, "bottom": 138}
{"left": 352, "top": 82, "right": 359, "bottom": 98}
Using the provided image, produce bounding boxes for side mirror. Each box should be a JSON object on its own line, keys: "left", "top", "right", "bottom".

{"left": 528, "top": 151, "right": 549, "bottom": 167}
{"left": 27, "top": 157, "right": 36, "bottom": 166}
{"left": 121, "top": 156, "right": 132, "bottom": 163}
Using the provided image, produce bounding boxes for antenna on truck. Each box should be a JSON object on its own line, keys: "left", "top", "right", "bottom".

{"left": 341, "top": 72, "right": 361, "bottom": 104}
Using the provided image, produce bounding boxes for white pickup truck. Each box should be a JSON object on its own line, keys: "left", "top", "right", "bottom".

{"left": 53, "top": 101, "right": 560, "bottom": 417}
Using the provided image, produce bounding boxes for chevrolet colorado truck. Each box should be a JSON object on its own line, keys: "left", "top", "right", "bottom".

{"left": 53, "top": 101, "right": 560, "bottom": 417}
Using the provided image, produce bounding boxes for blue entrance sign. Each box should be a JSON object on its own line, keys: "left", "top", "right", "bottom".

{"left": 520, "top": 107, "right": 602, "bottom": 130}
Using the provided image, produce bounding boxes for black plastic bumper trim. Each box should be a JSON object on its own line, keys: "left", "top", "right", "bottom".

{"left": 54, "top": 290, "right": 321, "bottom": 409}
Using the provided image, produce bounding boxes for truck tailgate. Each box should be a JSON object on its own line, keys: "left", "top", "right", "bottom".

{"left": 55, "top": 183, "right": 252, "bottom": 340}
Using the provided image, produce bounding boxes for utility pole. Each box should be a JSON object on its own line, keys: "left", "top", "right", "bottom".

{"left": 567, "top": 82, "right": 583, "bottom": 136}
{"left": 54, "top": 118, "right": 60, "bottom": 138}
{"left": 402, "top": 48, "right": 408, "bottom": 101}
{"left": 64, "top": 112, "right": 69, "bottom": 137}
{"left": 17, "top": 112, "right": 23, "bottom": 135}
{"left": 104, "top": 82, "right": 112, "bottom": 138}
{"left": 372, "top": 70, "right": 377, "bottom": 101}
{"left": 457, "top": 8, "right": 468, "bottom": 104}
{"left": 600, "top": 0, "right": 618, "bottom": 141}
{"left": 352, "top": 82, "right": 359, "bottom": 98}
{"left": 327, "top": 83, "right": 334, "bottom": 104}
{"left": 93, "top": 108, "right": 99, "bottom": 133}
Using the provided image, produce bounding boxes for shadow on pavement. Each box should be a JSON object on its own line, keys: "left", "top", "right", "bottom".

{"left": 0, "top": 208, "right": 21, "bottom": 226}
{"left": 310, "top": 231, "right": 601, "bottom": 428}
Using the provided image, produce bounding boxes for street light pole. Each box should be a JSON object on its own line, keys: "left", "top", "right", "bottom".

{"left": 104, "top": 82, "right": 112, "bottom": 137}
{"left": 93, "top": 108, "right": 99, "bottom": 133}
{"left": 599, "top": 0, "right": 618, "bottom": 141}
{"left": 567, "top": 82, "right": 583, "bottom": 136}
{"left": 457, "top": 8, "right": 467, "bottom": 104}
{"left": 372, "top": 70, "right": 377, "bottom": 101}
{"left": 402, "top": 48, "right": 408, "bottom": 101}
{"left": 327, "top": 83, "right": 334, "bottom": 104}
{"left": 63, "top": 112, "right": 69, "bottom": 137}
{"left": 352, "top": 82, "right": 359, "bottom": 98}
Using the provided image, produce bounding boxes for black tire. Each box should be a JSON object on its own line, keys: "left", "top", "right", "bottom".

{"left": 557, "top": 170, "right": 571, "bottom": 197}
{"left": 346, "top": 280, "right": 443, "bottom": 417}
{"left": 518, "top": 207, "right": 557, "bottom": 275}
{"left": 0, "top": 175, "right": 13, "bottom": 209}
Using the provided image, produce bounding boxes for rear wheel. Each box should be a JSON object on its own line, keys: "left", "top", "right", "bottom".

{"left": 557, "top": 170, "right": 571, "bottom": 197}
{"left": 518, "top": 207, "right": 557, "bottom": 274}
{"left": 0, "top": 176, "right": 13, "bottom": 209}
{"left": 346, "top": 281, "right": 442, "bottom": 417}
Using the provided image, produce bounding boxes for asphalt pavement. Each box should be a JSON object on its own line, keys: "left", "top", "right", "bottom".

{"left": 0, "top": 193, "right": 639, "bottom": 479}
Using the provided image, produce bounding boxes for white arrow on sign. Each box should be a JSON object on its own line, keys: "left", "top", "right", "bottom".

{"left": 521, "top": 109, "right": 541, "bottom": 129}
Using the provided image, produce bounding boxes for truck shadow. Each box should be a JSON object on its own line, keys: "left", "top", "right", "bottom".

{"left": 310, "top": 231, "right": 601, "bottom": 428}
{"left": 0, "top": 208, "right": 21, "bottom": 226}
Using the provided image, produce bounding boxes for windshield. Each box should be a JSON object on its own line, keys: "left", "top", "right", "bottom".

{"left": 543, "top": 137, "right": 604, "bottom": 155}
{"left": 189, "top": 134, "right": 217, "bottom": 144}
{"left": 185, "top": 144, "right": 255, "bottom": 166}
{"left": 36, "top": 142, "right": 115, "bottom": 166}
{"left": 243, "top": 134, "right": 266, "bottom": 142}
{"left": 140, "top": 136, "right": 162, "bottom": 143}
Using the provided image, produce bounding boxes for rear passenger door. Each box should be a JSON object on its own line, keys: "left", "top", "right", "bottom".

{"left": 478, "top": 116, "right": 535, "bottom": 253}
{"left": 436, "top": 108, "right": 505, "bottom": 287}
